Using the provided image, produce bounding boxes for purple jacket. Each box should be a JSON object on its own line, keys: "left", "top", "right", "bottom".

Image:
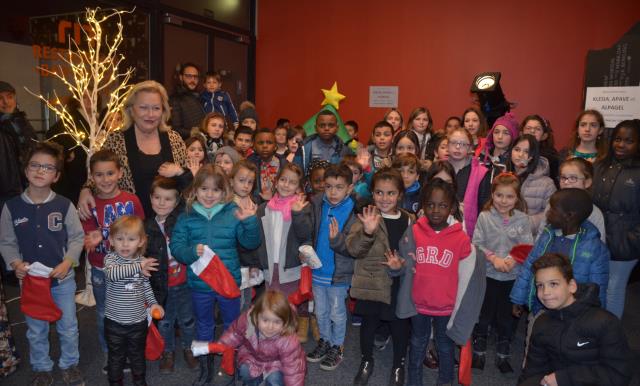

{"left": 218, "top": 311, "right": 306, "bottom": 385}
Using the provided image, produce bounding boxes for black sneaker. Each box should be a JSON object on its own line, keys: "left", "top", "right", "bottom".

{"left": 353, "top": 358, "right": 374, "bottom": 385}
{"left": 319, "top": 345, "right": 343, "bottom": 371}
{"left": 30, "top": 371, "right": 54, "bottom": 386}
{"left": 306, "top": 339, "right": 330, "bottom": 363}
{"left": 496, "top": 357, "right": 514, "bottom": 374}
{"left": 471, "top": 353, "right": 485, "bottom": 370}
{"left": 60, "top": 365, "right": 85, "bottom": 386}
{"left": 374, "top": 335, "right": 390, "bottom": 351}
{"left": 102, "top": 360, "right": 131, "bottom": 375}
{"left": 212, "top": 370, "right": 235, "bottom": 386}
{"left": 389, "top": 365, "right": 405, "bottom": 386}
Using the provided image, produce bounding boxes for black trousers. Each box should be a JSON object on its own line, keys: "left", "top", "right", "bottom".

{"left": 474, "top": 278, "right": 517, "bottom": 355}
{"left": 105, "top": 318, "right": 147, "bottom": 383}
{"left": 360, "top": 314, "right": 410, "bottom": 367}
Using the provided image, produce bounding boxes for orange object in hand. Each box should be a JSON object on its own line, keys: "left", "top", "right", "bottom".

{"left": 151, "top": 308, "right": 162, "bottom": 320}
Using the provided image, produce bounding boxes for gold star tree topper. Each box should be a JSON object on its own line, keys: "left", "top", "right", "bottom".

{"left": 320, "top": 81, "right": 346, "bottom": 110}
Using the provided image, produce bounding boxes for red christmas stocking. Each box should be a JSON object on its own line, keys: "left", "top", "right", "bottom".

{"left": 21, "top": 275, "right": 62, "bottom": 322}
{"left": 299, "top": 265, "right": 312, "bottom": 295}
{"left": 458, "top": 340, "right": 472, "bottom": 386}
{"left": 145, "top": 320, "right": 165, "bottom": 360}
{"left": 509, "top": 244, "right": 533, "bottom": 264}
{"left": 191, "top": 246, "right": 240, "bottom": 298}
{"left": 208, "top": 342, "right": 235, "bottom": 375}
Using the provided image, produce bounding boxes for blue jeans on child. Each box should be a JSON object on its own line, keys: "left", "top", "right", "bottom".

{"left": 408, "top": 314, "right": 454, "bottom": 386}
{"left": 239, "top": 364, "right": 283, "bottom": 386}
{"left": 606, "top": 259, "right": 639, "bottom": 318}
{"left": 25, "top": 277, "right": 79, "bottom": 372}
{"left": 192, "top": 290, "right": 240, "bottom": 341}
{"left": 159, "top": 283, "right": 195, "bottom": 351}
{"left": 311, "top": 284, "right": 348, "bottom": 346}
{"left": 91, "top": 266, "right": 107, "bottom": 353}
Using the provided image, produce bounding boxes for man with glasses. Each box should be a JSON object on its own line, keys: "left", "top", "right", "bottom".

{"left": 169, "top": 63, "right": 205, "bottom": 139}
{"left": 0, "top": 81, "right": 36, "bottom": 209}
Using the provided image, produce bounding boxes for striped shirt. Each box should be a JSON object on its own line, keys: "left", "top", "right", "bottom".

{"left": 104, "top": 252, "right": 157, "bottom": 325}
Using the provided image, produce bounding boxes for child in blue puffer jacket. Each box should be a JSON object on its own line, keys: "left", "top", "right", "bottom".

{"left": 510, "top": 189, "right": 609, "bottom": 316}
{"left": 170, "top": 164, "right": 260, "bottom": 384}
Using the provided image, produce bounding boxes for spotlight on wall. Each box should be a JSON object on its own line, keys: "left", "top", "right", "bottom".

{"left": 470, "top": 72, "right": 510, "bottom": 127}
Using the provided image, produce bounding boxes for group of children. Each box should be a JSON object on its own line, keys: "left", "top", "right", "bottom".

{"left": 0, "top": 103, "right": 637, "bottom": 386}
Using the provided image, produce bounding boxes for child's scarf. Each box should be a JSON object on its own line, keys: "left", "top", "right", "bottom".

{"left": 406, "top": 180, "right": 420, "bottom": 194}
{"left": 193, "top": 202, "right": 225, "bottom": 220}
{"left": 266, "top": 192, "right": 298, "bottom": 221}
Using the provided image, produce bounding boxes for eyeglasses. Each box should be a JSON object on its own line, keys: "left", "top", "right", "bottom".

{"left": 559, "top": 175, "right": 585, "bottom": 183}
{"left": 28, "top": 161, "right": 57, "bottom": 173}
{"left": 449, "top": 140, "right": 470, "bottom": 148}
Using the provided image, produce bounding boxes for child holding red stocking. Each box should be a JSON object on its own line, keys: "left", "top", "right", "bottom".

{"left": 171, "top": 164, "right": 260, "bottom": 385}
{"left": 192, "top": 290, "right": 306, "bottom": 386}
{"left": 0, "top": 142, "right": 85, "bottom": 386}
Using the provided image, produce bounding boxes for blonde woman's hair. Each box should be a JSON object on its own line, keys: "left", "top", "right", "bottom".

{"left": 184, "top": 164, "right": 234, "bottom": 210}
{"left": 121, "top": 80, "right": 172, "bottom": 132}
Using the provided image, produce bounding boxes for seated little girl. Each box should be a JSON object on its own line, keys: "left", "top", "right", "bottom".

{"left": 193, "top": 290, "right": 306, "bottom": 386}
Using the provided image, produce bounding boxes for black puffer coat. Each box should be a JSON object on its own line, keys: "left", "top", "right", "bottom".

{"left": 592, "top": 157, "right": 640, "bottom": 261}
{"left": 519, "top": 284, "right": 632, "bottom": 386}
{"left": 169, "top": 85, "right": 205, "bottom": 139}
{"left": 0, "top": 109, "right": 35, "bottom": 205}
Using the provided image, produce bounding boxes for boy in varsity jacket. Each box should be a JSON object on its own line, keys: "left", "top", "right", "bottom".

{"left": 0, "top": 142, "right": 85, "bottom": 385}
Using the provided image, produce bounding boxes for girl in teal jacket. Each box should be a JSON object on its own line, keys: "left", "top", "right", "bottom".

{"left": 170, "top": 164, "right": 260, "bottom": 384}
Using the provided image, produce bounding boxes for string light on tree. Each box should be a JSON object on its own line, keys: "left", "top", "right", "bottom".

{"left": 26, "top": 7, "right": 135, "bottom": 169}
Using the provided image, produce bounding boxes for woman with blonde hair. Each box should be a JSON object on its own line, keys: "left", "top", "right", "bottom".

{"left": 77, "top": 80, "right": 189, "bottom": 218}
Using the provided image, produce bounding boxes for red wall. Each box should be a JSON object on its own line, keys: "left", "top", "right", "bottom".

{"left": 255, "top": 0, "right": 640, "bottom": 147}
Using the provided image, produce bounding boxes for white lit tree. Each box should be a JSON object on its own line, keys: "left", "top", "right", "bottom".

{"left": 26, "top": 8, "right": 135, "bottom": 307}
{"left": 27, "top": 7, "right": 134, "bottom": 167}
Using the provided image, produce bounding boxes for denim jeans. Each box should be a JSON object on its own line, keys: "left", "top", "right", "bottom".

{"left": 239, "top": 363, "right": 284, "bottom": 386}
{"left": 192, "top": 290, "right": 240, "bottom": 341}
{"left": 91, "top": 266, "right": 107, "bottom": 353}
{"left": 311, "top": 284, "right": 348, "bottom": 346}
{"left": 408, "top": 314, "right": 454, "bottom": 386}
{"left": 606, "top": 259, "right": 638, "bottom": 319}
{"left": 25, "top": 277, "right": 79, "bottom": 372}
{"left": 158, "top": 283, "right": 195, "bottom": 351}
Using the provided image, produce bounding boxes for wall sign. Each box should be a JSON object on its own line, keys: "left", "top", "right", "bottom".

{"left": 369, "top": 86, "right": 398, "bottom": 108}
{"left": 585, "top": 86, "right": 640, "bottom": 127}
{"left": 584, "top": 22, "right": 640, "bottom": 128}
